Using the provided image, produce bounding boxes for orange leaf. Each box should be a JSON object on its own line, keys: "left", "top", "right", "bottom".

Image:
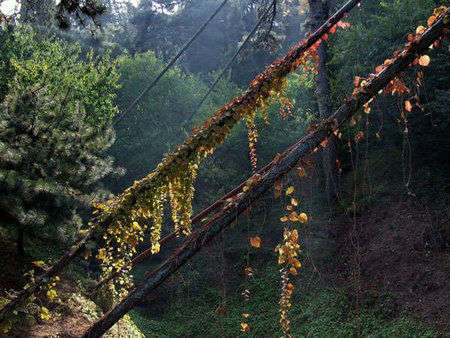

{"left": 427, "top": 15, "right": 436, "bottom": 27}
{"left": 375, "top": 65, "right": 384, "bottom": 74}
{"left": 280, "top": 216, "right": 288, "bottom": 223}
{"left": 299, "top": 213, "right": 308, "bottom": 224}
{"left": 290, "top": 267, "right": 298, "bottom": 275}
{"left": 291, "top": 258, "right": 301, "bottom": 268}
{"left": 353, "top": 76, "right": 361, "bottom": 87}
{"left": 250, "top": 236, "right": 261, "bottom": 248}
{"left": 419, "top": 55, "right": 430, "bottom": 66}
{"left": 289, "top": 211, "right": 299, "bottom": 222}
{"left": 405, "top": 100, "right": 413, "bottom": 112}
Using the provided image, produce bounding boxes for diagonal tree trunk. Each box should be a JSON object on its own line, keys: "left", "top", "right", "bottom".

{"left": 82, "top": 14, "right": 449, "bottom": 335}
{"left": 308, "top": 0, "right": 340, "bottom": 205}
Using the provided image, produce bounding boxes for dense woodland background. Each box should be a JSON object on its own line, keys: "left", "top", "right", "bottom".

{"left": 0, "top": 0, "right": 449, "bottom": 336}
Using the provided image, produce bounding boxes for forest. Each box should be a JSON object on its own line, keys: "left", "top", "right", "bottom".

{"left": 0, "top": 0, "right": 448, "bottom": 337}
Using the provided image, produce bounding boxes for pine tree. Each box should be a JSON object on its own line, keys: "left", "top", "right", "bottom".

{"left": 0, "top": 27, "right": 121, "bottom": 255}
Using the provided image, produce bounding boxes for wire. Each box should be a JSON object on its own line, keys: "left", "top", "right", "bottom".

{"left": 184, "top": 0, "right": 277, "bottom": 124}
{"left": 114, "top": 0, "right": 229, "bottom": 126}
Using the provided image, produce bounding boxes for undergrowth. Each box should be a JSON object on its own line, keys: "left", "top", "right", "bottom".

{"left": 130, "top": 266, "right": 439, "bottom": 337}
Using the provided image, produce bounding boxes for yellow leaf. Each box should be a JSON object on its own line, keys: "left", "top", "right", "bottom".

{"left": 132, "top": 221, "right": 142, "bottom": 231}
{"left": 250, "top": 236, "right": 261, "bottom": 248}
{"left": 280, "top": 216, "right": 288, "bottom": 222}
{"left": 419, "top": 55, "right": 430, "bottom": 66}
{"left": 416, "top": 25, "right": 426, "bottom": 35}
{"left": 286, "top": 186, "right": 294, "bottom": 195}
{"left": 290, "top": 267, "right": 298, "bottom": 275}
{"left": 291, "top": 229, "right": 299, "bottom": 242}
{"left": 242, "top": 313, "right": 250, "bottom": 318}
{"left": 286, "top": 205, "right": 293, "bottom": 211}
{"left": 291, "top": 198, "right": 298, "bottom": 206}
{"left": 46, "top": 289, "right": 57, "bottom": 300}
{"left": 299, "top": 213, "right": 308, "bottom": 223}
{"left": 32, "top": 261, "right": 45, "bottom": 267}
{"left": 240, "top": 323, "right": 250, "bottom": 332}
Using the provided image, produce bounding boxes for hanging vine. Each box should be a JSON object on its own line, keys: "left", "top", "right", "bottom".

{"left": 276, "top": 185, "right": 305, "bottom": 337}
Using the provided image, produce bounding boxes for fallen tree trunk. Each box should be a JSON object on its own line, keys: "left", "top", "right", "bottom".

{"left": 83, "top": 11, "right": 449, "bottom": 337}
{"left": 0, "top": 0, "right": 362, "bottom": 323}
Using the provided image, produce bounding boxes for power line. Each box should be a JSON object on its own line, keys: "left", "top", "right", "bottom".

{"left": 114, "top": 0, "right": 229, "bottom": 126}
{"left": 185, "top": 0, "right": 277, "bottom": 124}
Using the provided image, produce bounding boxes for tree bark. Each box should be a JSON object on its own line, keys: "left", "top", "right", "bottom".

{"left": 308, "top": 0, "right": 339, "bottom": 205}
{"left": 83, "top": 14, "right": 449, "bottom": 335}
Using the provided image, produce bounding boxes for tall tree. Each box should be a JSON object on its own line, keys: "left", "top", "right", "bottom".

{"left": 308, "top": 0, "right": 339, "bottom": 204}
